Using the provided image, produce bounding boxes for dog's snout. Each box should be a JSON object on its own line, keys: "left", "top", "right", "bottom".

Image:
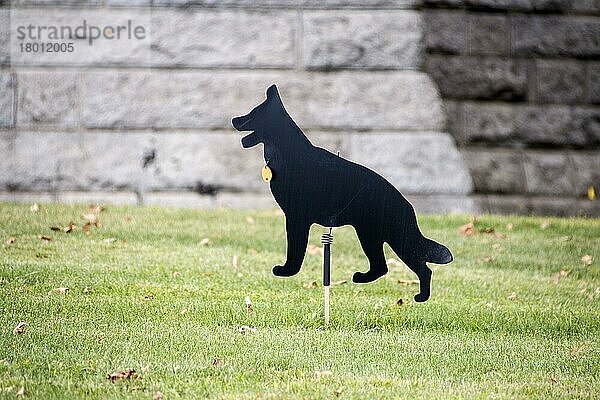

{"left": 232, "top": 115, "right": 253, "bottom": 131}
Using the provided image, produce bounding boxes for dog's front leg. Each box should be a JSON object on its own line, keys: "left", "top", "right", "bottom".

{"left": 272, "top": 218, "right": 310, "bottom": 277}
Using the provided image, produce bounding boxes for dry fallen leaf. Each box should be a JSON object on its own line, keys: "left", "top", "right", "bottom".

{"left": 247, "top": 248, "right": 258, "bottom": 255}
{"left": 581, "top": 255, "right": 593, "bottom": 266}
{"left": 307, "top": 244, "right": 323, "bottom": 255}
{"left": 245, "top": 296, "right": 253, "bottom": 312}
{"left": 480, "top": 226, "right": 495, "bottom": 234}
{"left": 212, "top": 357, "right": 224, "bottom": 367}
{"left": 83, "top": 286, "right": 92, "bottom": 294}
{"left": 144, "top": 294, "right": 154, "bottom": 301}
{"left": 4, "top": 237, "right": 15, "bottom": 245}
{"left": 153, "top": 391, "right": 164, "bottom": 400}
{"left": 588, "top": 186, "right": 596, "bottom": 201}
{"left": 38, "top": 235, "right": 52, "bottom": 241}
{"left": 50, "top": 287, "right": 69, "bottom": 295}
{"left": 397, "top": 279, "right": 419, "bottom": 285}
{"left": 238, "top": 325, "right": 257, "bottom": 335}
{"left": 103, "top": 238, "right": 117, "bottom": 244}
{"left": 506, "top": 223, "right": 513, "bottom": 231}
{"left": 199, "top": 238, "right": 210, "bottom": 246}
{"left": 81, "top": 213, "right": 100, "bottom": 227}
{"left": 483, "top": 256, "right": 493, "bottom": 263}
{"left": 13, "top": 321, "right": 27, "bottom": 335}
{"left": 313, "top": 370, "right": 332, "bottom": 379}
{"left": 232, "top": 255, "right": 239, "bottom": 269}
{"left": 173, "top": 271, "right": 181, "bottom": 277}
{"left": 107, "top": 368, "right": 138, "bottom": 383}
{"left": 303, "top": 280, "right": 318, "bottom": 288}
{"left": 16, "top": 386, "right": 24, "bottom": 397}
{"left": 82, "top": 223, "right": 92, "bottom": 236}
{"left": 334, "top": 388, "right": 343, "bottom": 397}
{"left": 64, "top": 222, "right": 76, "bottom": 233}
{"left": 560, "top": 236, "right": 573, "bottom": 242}
{"left": 141, "top": 364, "right": 151, "bottom": 373}
{"left": 30, "top": 203, "right": 39, "bottom": 212}
{"left": 550, "top": 376, "right": 557, "bottom": 385}
{"left": 331, "top": 280, "right": 347, "bottom": 286}
{"left": 245, "top": 216, "right": 255, "bottom": 224}
{"left": 507, "top": 292, "right": 517, "bottom": 301}
{"left": 458, "top": 218, "right": 476, "bottom": 236}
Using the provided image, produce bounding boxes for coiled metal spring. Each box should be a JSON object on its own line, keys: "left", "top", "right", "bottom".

{"left": 321, "top": 232, "right": 333, "bottom": 245}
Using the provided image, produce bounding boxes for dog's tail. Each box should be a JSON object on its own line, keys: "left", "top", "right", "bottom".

{"left": 422, "top": 238, "right": 453, "bottom": 265}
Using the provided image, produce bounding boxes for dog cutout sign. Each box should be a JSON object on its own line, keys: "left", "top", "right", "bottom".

{"left": 232, "top": 85, "right": 453, "bottom": 303}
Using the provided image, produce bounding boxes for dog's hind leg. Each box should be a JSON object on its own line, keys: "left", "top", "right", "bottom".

{"left": 388, "top": 234, "right": 431, "bottom": 303}
{"left": 273, "top": 217, "right": 310, "bottom": 278}
{"left": 352, "top": 226, "right": 388, "bottom": 284}
{"left": 390, "top": 242, "right": 432, "bottom": 302}
{"left": 407, "top": 260, "right": 431, "bottom": 303}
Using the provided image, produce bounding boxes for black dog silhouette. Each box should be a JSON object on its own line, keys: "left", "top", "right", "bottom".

{"left": 232, "top": 85, "right": 452, "bottom": 302}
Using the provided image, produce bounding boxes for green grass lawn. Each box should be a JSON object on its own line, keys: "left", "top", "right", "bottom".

{"left": 0, "top": 203, "right": 599, "bottom": 399}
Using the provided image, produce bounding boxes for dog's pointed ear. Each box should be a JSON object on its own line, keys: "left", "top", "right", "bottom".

{"left": 266, "top": 84, "right": 280, "bottom": 101}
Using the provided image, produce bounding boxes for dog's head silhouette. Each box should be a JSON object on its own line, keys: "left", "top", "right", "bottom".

{"left": 232, "top": 85, "right": 306, "bottom": 150}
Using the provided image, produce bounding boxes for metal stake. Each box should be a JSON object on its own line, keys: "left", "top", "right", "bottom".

{"left": 321, "top": 228, "right": 333, "bottom": 325}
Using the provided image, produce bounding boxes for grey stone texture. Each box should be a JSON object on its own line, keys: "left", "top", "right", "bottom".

{"left": 463, "top": 149, "right": 525, "bottom": 193}
{"left": 83, "top": 71, "right": 445, "bottom": 131}
{"left": 424, "top": 0, "right": 600, "bottom": 14}
{"left": 536, "top": 60, "right": 585, "bottom": 104}
{"left": 0, "top": 133, "right": 12, "bottom": 190}
{"left": 0, "top": 72, "right": 13, "bottom": 128}
{"left": 426, "top": 56, "right": 528, "bottom": 101}
{"left": 2, "top": 1, "right": 599, "bottom": 216}
{"left": 5, "top": 130, "right": 473, "bottom": 197}
{"left": 463, "top": 102, "right": 514, "bottom": 143}
{"left": 0, "top": 9, "right": 9, "bottom": 66}
{"left": 9, "top": 132, "right": 83, "bottom": 191}
{"left": 423, "top": 2, "right": 600, "bottom": 215}
{"left": 512, "top": 16, "right": 600, "bottom": 58}
{"left": 17, "top": 72, "right": 78, "bottom": 128}
{"left": 514, "top": 105, "right": 575, "bottom": 146}
{"left": 570, "top": 107, "right": 600, "bottom": 146}
{"left": 424, "top": 10, "right": 466, "bottom": 55}
{"left": 590, "top": 62, "right": 600, "bottom": 104}
{"left": 150, "top": 0, "right": 418, "bottom": 7}
{"left": 349, "top": 132, "right": 473, "bottom": 194}
{"left": 454, "top": 103, "right": 599, "bottom": 147}
{"left": 9, "top": 8, "right": 153, "bottom": 67}
{"left": 150, "top": 10, "right": 296, "bottom": 68}
{"left": 303, "top": 11, "right": 422, "bottom": 70}
{"left": 9, "top": 9, "right": 295, "bottom": 68}
{"left": 570, "top": 151, "right": 600, "bottom": 197}
{"left": 468, "top": 14, "right": 509, "bottom": 56}
{"left": 523, "top": 151, "right": 575, "bottom": 195}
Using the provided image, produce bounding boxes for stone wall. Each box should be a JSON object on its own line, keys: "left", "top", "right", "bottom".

{"left": 423, "top": 0, "right": 600, "bottom": 215}
{"left": 0, "top": 0, "right": 476, "bottom": 213}
{"left": 0, "top": 0, "right": 598, "bottom": 215}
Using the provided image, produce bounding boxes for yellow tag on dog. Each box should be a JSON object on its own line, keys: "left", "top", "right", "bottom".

{"left": 262, "top": 165, "right": 273, "bottom": 182}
